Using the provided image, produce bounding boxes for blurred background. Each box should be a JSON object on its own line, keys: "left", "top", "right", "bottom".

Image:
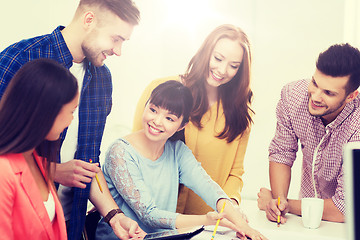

{"left": 1, "top": 0, "right": 359, "bottom": 200}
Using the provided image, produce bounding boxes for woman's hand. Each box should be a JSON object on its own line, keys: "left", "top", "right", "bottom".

{"left": 109, "top": 213, "right": 147, "bottom": 240}
{"left": 233, "top": 204, "right": 249, "bottom": 223}
{"left": 236, "top": 225, "right": 268, "bottom": 240}
{"left": 205, "top": 211, "right": 222, "bottom": 225}
{"left": 205, "top": 211, "right": 237, "bottom": 230}
{"left": 205, "top": 210, "right": 267, "bottom": 239}
{"left": 212, "top": 199, "right": 268, "bottom": 240}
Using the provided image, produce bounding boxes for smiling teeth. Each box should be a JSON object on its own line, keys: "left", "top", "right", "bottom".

{"left": 212, "top": 72, "right": 223, "bottom": 80}
{"left": 313, "top": 101, "right": 323, "bottom": 107}
{"left": 149, "top": 125, "right": 161, "bottom": 133}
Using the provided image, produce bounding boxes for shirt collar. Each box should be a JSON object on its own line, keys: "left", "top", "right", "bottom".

{"left": 50, "top": 26, "right": 74, "bottom": 69}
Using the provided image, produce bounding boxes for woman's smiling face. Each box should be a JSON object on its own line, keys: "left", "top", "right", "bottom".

{"left": 206, "top": 38, "right": 244, "bottom": 88}
{"left": 143, "top": 103, "right": 184, "bottom": 143}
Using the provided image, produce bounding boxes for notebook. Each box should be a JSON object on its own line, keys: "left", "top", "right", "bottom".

{"left": 144, "top": 225, "right": 204, "bottom": 239}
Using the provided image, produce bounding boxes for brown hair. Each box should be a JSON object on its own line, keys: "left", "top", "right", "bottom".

{"left": 182, "top": 24, "right": 253, "bottom": 143}
{"left": 78, "top": 0, "right": 140, "bottom": 25}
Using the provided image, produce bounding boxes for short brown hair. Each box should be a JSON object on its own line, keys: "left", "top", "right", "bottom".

{"left": 316, "top": 43, "right": 360, "bottom": 95}
{"left": 79, "top": 0, "right": 140, "bottom": 25}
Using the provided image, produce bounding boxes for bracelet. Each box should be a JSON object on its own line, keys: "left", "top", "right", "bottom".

{"left": 104, "top": 209, "right": 123, "bottom": 225}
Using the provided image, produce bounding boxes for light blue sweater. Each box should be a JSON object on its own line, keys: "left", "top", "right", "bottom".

{"left": 96, "top": 139, "right": 228, "bottom": 239}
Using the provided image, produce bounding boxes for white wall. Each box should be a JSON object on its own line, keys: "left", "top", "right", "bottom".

{"left": 1, "top": 0, "right": 357, "bottom": 201}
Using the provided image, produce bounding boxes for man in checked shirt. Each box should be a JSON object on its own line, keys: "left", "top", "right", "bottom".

{"left": 257, "top": 43, "right": 360, "bottom": 223}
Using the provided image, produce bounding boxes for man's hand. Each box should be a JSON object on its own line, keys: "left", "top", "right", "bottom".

{"left": 54, "top": 160, "right": 100, "bottom": 188}
{"left": 257, "top": 188, "right": 273, "bottom": 210}
{"left": 257, "top": 188, "right": 288, "bottom": 224}
{"left": 109, "top": 213, "right": 146, "bottom": 240}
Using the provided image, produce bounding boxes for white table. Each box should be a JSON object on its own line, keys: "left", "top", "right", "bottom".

{"left": 192, "top": 199, "right": 346, "bottom": 240}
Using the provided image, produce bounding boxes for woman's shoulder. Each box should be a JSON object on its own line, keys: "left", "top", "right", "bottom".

{"left": 0, "top": 154, "right": 19, "bottom": 187}
{"left": 166, "top": 139, "right": 187, "bottom": 149}
{"left": 104, "top": 138, "right": 139, "bottom": 172}
{"left": 0, "top": 153, "right": 22, "bottom": 170}
{"left": 147, "top": 75, "right": 181, "bottom": 89}
{"left": 108, "top": 138, "right": 129, "bottom": 151}
{"left": 165, "top": 140, "right": 193, "bottom": 158}
{"left": 106, "top": 138, "right": 134, "bottom": 160}
{"left": 106, "top": 135, "right": 147, "bottom": 163}
{"left": 154, "top": 75, "right": 181, "bottom": 83}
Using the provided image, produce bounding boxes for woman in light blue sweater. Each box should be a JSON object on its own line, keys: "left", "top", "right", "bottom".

{"left": 96, "top": 80, "right": 266, "bottom": 240}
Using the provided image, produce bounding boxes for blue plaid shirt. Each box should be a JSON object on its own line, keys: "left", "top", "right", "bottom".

{"left": 0, "top": 26, "right": 112, "bottom": 240}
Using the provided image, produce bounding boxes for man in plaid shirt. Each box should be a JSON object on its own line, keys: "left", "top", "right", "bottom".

{"left": 257, "top": 43, "right": 360, "bottom": 224}
{"left": 0, "top": 0, "right": 146, "bottom": 239}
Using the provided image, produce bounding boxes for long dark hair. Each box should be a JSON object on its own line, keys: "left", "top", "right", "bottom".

{"left": 147, "top": 80, "right": 193, "bottom": 141}
{"left": 182, "top": 24, "right": 253, "bottom": 143}
{"left": 0, "top": 58, "right": 78, "bottom": 179}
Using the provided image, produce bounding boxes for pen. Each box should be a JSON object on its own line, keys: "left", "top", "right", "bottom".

{"left": 277, "top": 196, "right": 281, "bottom": 227}
{"left": 211, "top": 201, "right": 226, "bottom": 240}
{"left": 89, "top": 159, "right": 103, "bottom": 193}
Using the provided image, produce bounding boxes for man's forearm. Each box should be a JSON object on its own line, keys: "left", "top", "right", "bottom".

{"left": 322, "top": 199, "right": 345, "bottom": 222}
{"left": 286, "top": 197, "right": 344, "bottom": 222}
{"left": 287, "top": 199, "right": 301, "bottom": 215}
{"left": 269, "top": 161, "right": 291, "bottom": 199}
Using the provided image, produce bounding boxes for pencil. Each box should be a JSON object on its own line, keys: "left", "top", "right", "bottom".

{"left": 89, "top": 159, "right": 103, "bottom": 193}
{"left": 211, "top": 201, "right": 226, "bottom": 240}
{"left": 277, "top": 196, "right": 281, "bottom": 227}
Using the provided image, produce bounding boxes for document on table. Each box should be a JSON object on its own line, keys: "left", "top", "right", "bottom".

{"left": 191, "top": 226, "right": 237, "bottom": 239}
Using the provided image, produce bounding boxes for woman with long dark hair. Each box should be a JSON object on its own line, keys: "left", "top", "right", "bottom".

{"left": 0, "top": 58, "right": 79, "bottom": 239}
{"left": 133, "top": 24, "right": 253, "bottom": 215}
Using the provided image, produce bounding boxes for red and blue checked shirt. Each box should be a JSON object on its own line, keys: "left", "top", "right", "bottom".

{"left": 0, "top": 26, "right": 112, "bottom": 240}
{"left": 269, "top": 79, "right": 360, "bottom": 215}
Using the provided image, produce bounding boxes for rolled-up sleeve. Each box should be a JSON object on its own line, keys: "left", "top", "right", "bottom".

{"left": 269, "top": 83, "right": 299, "bottom": 167}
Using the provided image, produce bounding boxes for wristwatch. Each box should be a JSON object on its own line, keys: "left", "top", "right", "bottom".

{"left": 104, "top": 208, "right": 123, "bottom": 225}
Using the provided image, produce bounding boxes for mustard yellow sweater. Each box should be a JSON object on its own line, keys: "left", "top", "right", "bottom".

{"left": 132, "top": 76, "right": 250, "bottom": 214}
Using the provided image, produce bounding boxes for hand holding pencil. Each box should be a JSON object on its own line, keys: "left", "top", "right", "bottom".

{"left": 211, "top": 201, "right": 226, "bottom": 240}
{"left": 206, "top": 199, "right": 268, "bottom": 240}
{"left": 89, "top": 159, "right": 103, "bottom": 193}
{"left": 277, "top": 197, "right": 281, "bottom": 227}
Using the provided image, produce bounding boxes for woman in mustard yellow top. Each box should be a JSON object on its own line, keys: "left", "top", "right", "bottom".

{"left": 133, "top": 24, "right": 253, "bottom": 215}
